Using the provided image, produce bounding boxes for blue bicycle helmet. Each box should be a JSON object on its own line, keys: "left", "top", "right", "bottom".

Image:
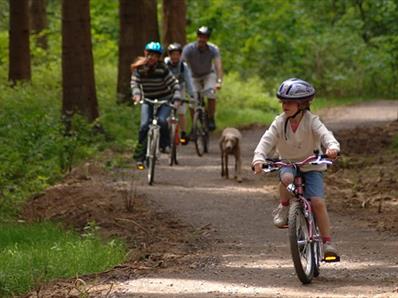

{"left": 145, "top": 42, "right": 163, "bottom": 54}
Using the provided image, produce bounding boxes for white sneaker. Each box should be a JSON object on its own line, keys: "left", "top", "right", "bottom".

{"left": 323, "top": 242, "right": 339, "bottom": 258}
{"left": 272, "top": 204, "right": 289, "bottom": 228}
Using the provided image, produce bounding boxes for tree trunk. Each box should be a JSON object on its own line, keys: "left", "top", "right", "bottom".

{"left": 29, "top": 0, "right": 48, "bottom": 49}
{"left": 9, "top": 0, "right": 31, "bottom": 84}
{"left": 144, "top": 0, "right": 160, "bottom": 42}
{"left": 62, "top": 0, "right": 99, "bottom": 123}
{"left": 162, "top": 0, "right": 186, "bottom": 46}
{"left": 116, "top": 0, "right": 160, "bottom": 103}
{"left": 117, "top": 0, "right": 147, "bottom": 103}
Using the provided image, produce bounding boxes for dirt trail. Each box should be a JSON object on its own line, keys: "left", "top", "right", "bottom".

{"left": 25, "top": 100, "right": 398, "bottom": 297}
{"left": 100, "top": 100, "right": 398, "bottom": 297}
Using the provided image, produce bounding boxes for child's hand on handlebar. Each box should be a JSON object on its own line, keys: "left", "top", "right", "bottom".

{"left": 325, "top": 148, "right": 338, "bottom": 160}
{"left": 132, "top": 95, "right": 141, "bottom": 104}
{"left": 253, "top": 163, "right": 264, "bottom": 175}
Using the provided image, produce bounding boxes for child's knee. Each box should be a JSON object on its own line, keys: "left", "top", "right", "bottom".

{"left": 280, "top": 173, "right": 294, "bottom": 185}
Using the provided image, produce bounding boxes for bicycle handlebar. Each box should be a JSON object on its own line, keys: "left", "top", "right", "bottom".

{"left": 253, "top": 151, "right": 336, "bottom": 173}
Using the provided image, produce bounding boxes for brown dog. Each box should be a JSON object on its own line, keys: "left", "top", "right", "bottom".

{"left": 219, "top": 127, "right": 242, "bottom": 183}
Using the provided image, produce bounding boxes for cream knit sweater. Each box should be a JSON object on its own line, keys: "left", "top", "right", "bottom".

{"left": 252, "top": 111, "right": 340, "bottom": 172}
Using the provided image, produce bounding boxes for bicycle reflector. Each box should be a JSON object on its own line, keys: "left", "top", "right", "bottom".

{"left": 323, "top": 255, "right": 341, "bottom": 263}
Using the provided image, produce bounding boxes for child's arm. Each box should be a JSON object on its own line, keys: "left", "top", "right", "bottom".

{"left": 312, "top": 116, "right": 340, "bottom": 157}
{"left": 252, "top": 120, "right": 279, "bottom": 173}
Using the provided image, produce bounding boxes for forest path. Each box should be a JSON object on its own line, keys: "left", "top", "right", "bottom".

{"left": 102, "top": 100, "right": 398, "bottom": 297}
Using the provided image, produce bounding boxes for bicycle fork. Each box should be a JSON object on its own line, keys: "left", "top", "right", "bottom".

{"left": 147, "top": 124, "right": 160, "bottom": 159}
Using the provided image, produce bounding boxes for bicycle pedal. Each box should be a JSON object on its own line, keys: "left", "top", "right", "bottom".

{"left": 136, "top": 165, "right": 145, "bottom": 170}
{"left": 322, "top": 255, "right": 340, "bottom": 263}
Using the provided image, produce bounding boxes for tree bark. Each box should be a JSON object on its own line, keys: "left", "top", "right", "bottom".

{"left": 144, "top": 0, "right": 160, "bottom": 42}
{"left": 9, "top": 0, "right": 31, "bottom": 84}
{"left": 62, "top": 0, "right": 99, "bottom": 123}
{"left": 116, "top": 0, "right": 160, "bottom": 103}
{"left": 29, "top": 0, "right": 48, "bottom": 49}
{"left": 117, "top": 0, "right": 147, "bottom": 103}
{"left": 162, "top": 0, "right": 186, "bottom": 46}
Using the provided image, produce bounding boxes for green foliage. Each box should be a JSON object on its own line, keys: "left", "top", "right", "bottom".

{"left": 91, "top": 0, "right": 119, "bottom": 64}
{"left": 187, "top": 0, "right": 398, "bottom": 98}
{"left": 217, "top": 72, "right": 280, "bottom": 128}
{"left": 0, "top": 221, "right": 125, "bottom": 296}
{"left": 0, "top": 62, "right": 136, "bottom": 219}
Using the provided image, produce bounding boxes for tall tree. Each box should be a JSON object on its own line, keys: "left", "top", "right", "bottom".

{"left": 116, "top": 0, "right": 160, "bottom": 103}
{"left": 162, "top": 0, "right": 186, "bottom": 46}
{"left": 62, "top": 0, "right": 99, "bottom": 122}
{"left": 145, "top": 0, "right": 160, "bottom": 41}
{"left": 8, "top": 0, "right": 31, "bottom": 84}
{"left": 29, "top": 0, "right": 48, "bottom": 49}
{"left": 117, "top": 0, "right": 147, "bottom": 103}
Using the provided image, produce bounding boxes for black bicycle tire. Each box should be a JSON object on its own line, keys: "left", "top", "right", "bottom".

{"left": 203, "top": 112, "right": 209, "bottom": 153}
{"left": 147, "top": 133, "right": 157, "bottom": 185}
{"left": 193, "top": 111, "right": 205, "bottom": 157}
{"left": 312, "top": 225, "right": 321, "bottom": 277}
{"left": 169, "top": 123, "right": 177, "bottom": 166}
{"left": 288, "top": 201, "right": 314, "bottom": 284}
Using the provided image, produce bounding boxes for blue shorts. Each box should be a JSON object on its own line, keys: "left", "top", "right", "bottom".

{"left": 279, "top": 167, "right": 324, "bottom": 199}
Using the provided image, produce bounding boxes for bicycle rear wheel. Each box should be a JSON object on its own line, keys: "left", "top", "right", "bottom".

{"left": 192, "top": 111, "right": 206, "bottom": 157}
{"left": 288, "top": 201, "right": 314, "bottom": 284}
{"left": 147, "top": 132, "right": 158, "bottom": 185}
{"left": 169, "top": 123, "right": 178, "bottom": 166}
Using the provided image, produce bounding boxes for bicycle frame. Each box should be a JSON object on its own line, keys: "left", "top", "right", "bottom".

{"left": 141, "top": 98, "right": 169, "bottom": 185}
{"left": 145, "top": 99, "right": 168, "bottom": 158}
{"left": 289, "top": 174, "right": 321, "bottom": 255}
{"left": 191, "top": 91, "right": 209, "bottom": 156}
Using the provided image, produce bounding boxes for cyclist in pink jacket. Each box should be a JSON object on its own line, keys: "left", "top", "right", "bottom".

{"left": 252, "top": 78, "right": 340, "bottom": 259}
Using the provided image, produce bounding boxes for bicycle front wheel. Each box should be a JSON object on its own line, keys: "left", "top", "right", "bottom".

{"left": 169, "top": 123, "right": 178, "bottom": 166}
{"left": 147, "top": 132, "right": 158, "bottom": 185}
{"left": 312, "top": 224, "right": 321, "bottom": 278}
{"left": 192, "top": 111, "right": 206, "bottom": 157}
{"left": 288, "top": 201, "right": 314, "bottom": 284}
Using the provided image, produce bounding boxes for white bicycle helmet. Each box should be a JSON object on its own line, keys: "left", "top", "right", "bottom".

{"left": 277, "top": 78, "right": 315, "bottom": 101}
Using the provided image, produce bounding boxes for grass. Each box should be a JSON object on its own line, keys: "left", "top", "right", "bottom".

{"left": 0, "top": 221, "right": 125, "bottom": 296}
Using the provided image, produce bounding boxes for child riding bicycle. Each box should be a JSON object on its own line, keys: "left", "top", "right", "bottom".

{"left": 252, "top": 78, "right": 340, "bottom": 259}
{"left": 131, "top": 42, "right": 181, "bottom": 169}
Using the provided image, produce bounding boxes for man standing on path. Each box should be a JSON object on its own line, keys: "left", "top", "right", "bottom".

{"left": 182, "top": 26, "right": 223, "bottom": 131}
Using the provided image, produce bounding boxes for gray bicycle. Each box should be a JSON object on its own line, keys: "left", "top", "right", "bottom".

{"left": 140, "top": 98, "right": 169, "bottom": 185}
{"left": 191, "top": 91, "right": 209, "bottom": 156}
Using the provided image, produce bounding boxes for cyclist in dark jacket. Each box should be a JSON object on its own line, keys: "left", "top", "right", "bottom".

{"left": 131, "top": 42, "right": 181, "bottom": 169}
{"left": 165, "top": 42, "right": 196, "bottom": 144}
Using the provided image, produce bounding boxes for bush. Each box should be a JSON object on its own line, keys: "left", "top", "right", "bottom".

{"left": 217, "top": 72, "right": 280, "bottom": 129}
